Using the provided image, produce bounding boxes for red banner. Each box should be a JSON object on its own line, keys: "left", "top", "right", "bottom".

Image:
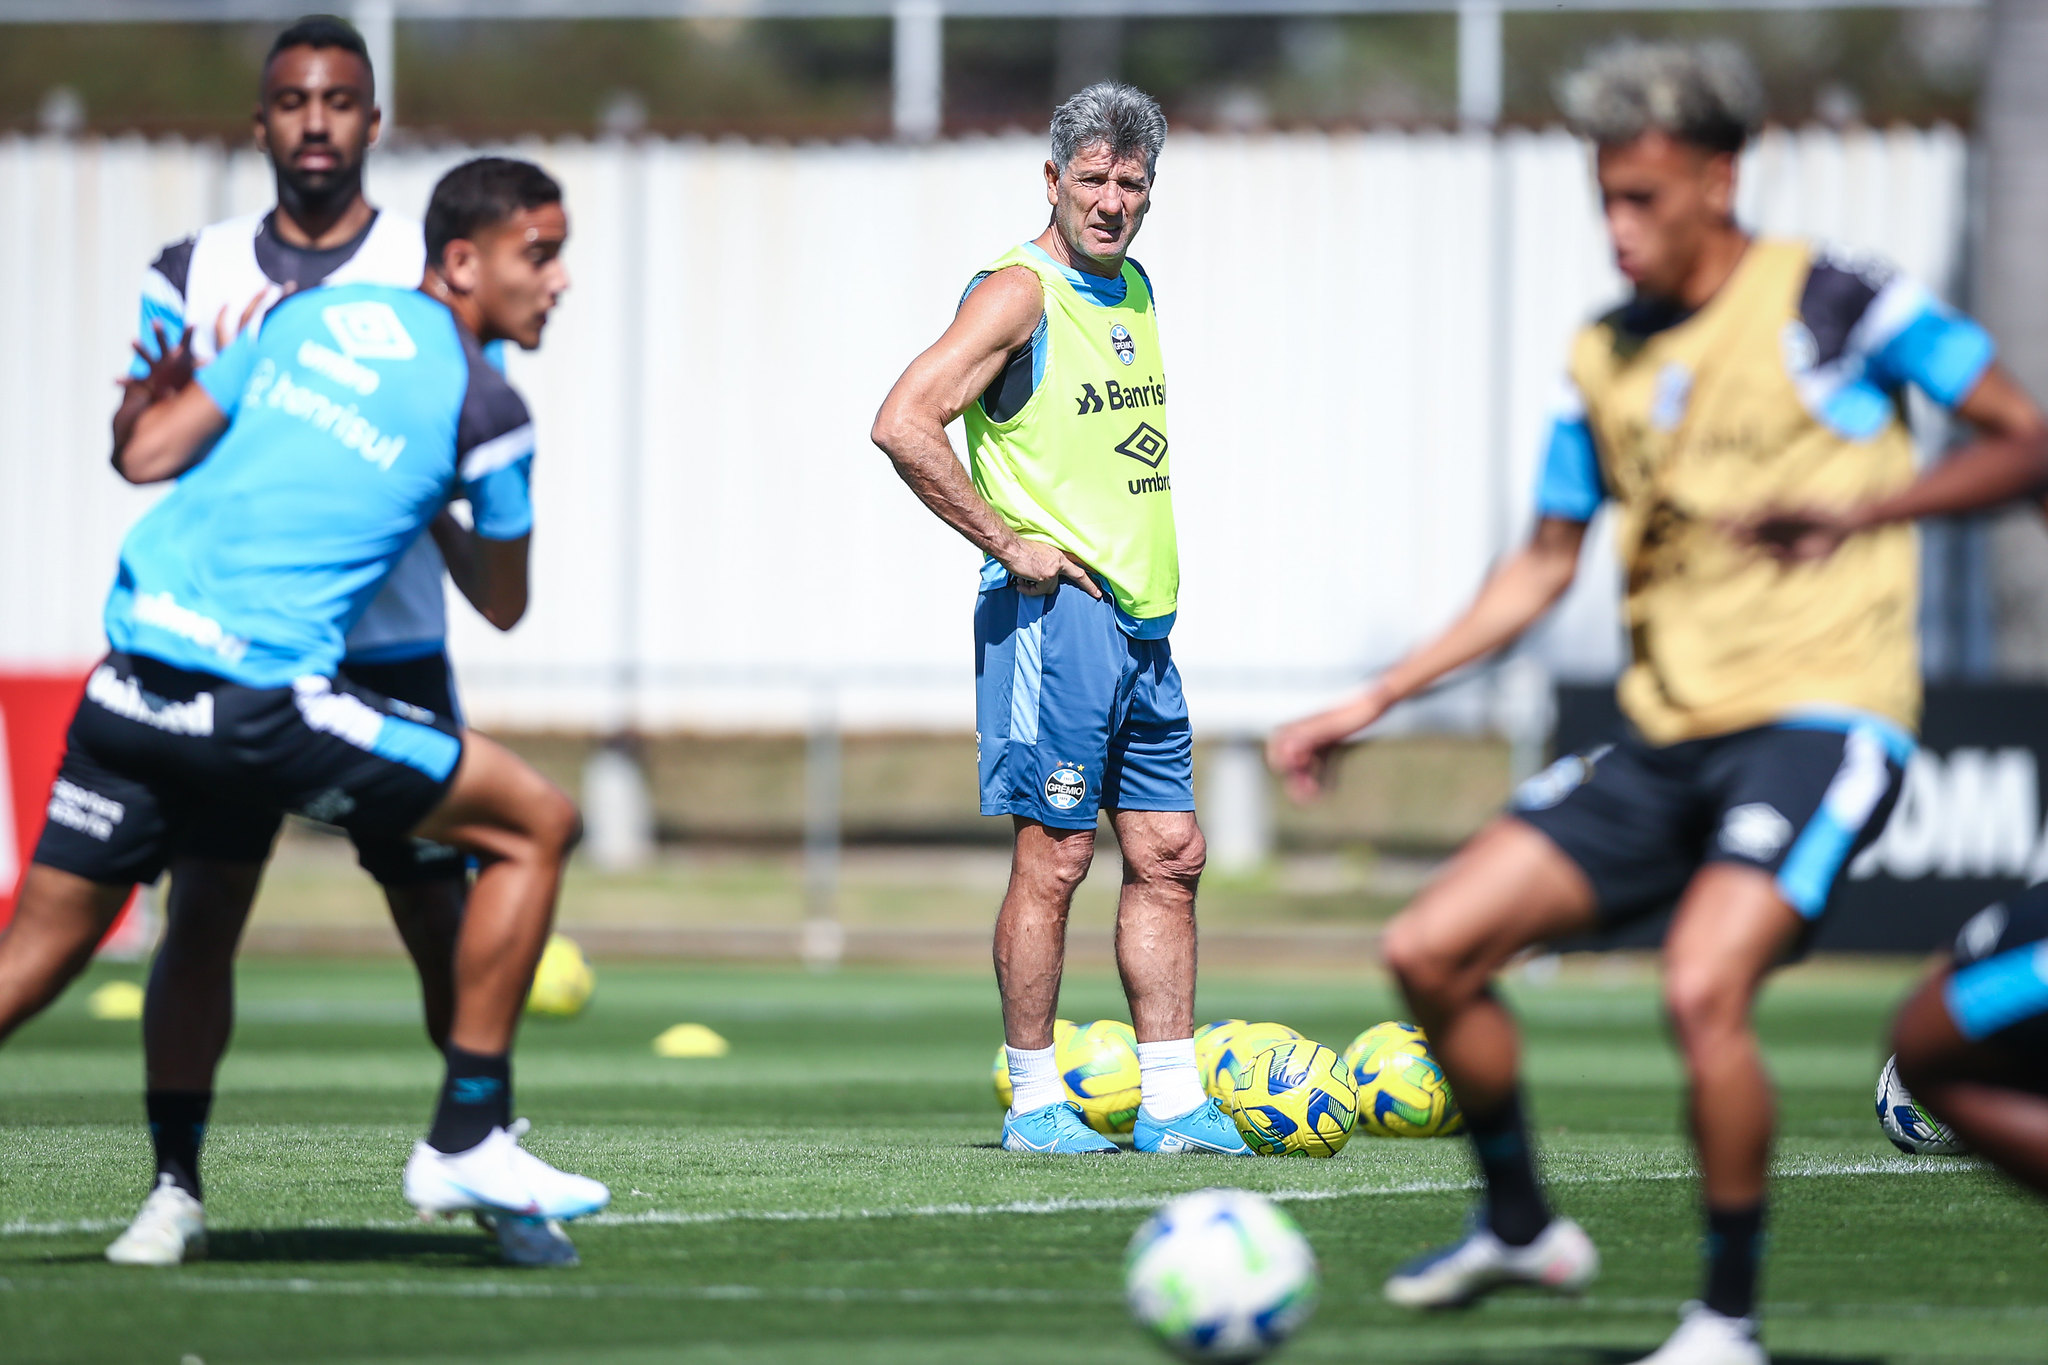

{"left": 0, "top": 671, "right": 143, "bottom": 939}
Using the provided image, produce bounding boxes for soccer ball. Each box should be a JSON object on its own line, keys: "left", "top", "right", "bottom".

{"left": 525, "top": 934, "right": 593, "bottom": 1018}
{"left": 1228, "top": 1040, "right": 1358, "bottom": 1157}
{"left": 1193, "top": 1018, "right": 1248, "bottom": 1097}
{"left": 991, "top": 1019, "right": 1076, "bottom": 1109}
{"left": 1345, "top": 1022, "right": 1462, "bottom": 1138}
{"left": 1875, "top": 1054, "right": 1965, "bottom": 1155}
{"left": 1059, "top": 1019, "right": 1142, "bottom": 1134}
{"left": 1204, "top": 1021, "right": 1304, "bottom": 1100}
{"left": 1125, "top": 1188, "right": 1318, "bottom": 1362}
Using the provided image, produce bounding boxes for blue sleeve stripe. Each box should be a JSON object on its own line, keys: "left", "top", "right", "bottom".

{"left": 370, "top": 713, "right": 463, "bottom": 782}
{"left": 1872, "top": 308, "right": 1995, "bottom": 409}
{"left": 468, "top": 458, "right": 534, "bottom": 541}
{"left": 1945, "top": 943, "right": 2048, "bottom": 1041}
{"left": 1534, "top": 416, "right": 1604, "bottom": 522}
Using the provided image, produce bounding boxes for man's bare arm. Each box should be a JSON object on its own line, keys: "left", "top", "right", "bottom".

{"left": 1268, "top": 517, "right": 1588, "bottom": 798}
{"left": 112, "top": 357, "right": 229, "bottom": 487}
{"left": 1737, "top": 363, "right": 2048, "bottom": 561}
{"left": 430, "top": 514, "right": 529, "bottom": 631}
{"left": 870, "top": 266, "right": 1100, "bottom": 598}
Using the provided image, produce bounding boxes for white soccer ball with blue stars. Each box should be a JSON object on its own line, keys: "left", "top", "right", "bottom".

{"left": 1124, "top": 1188, "right": 1317, "bottom": 1362}
{"left": 1875, "top": 1054, "right": 1965, "bottom": 1155}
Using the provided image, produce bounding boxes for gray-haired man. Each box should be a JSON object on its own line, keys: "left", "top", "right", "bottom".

{"left": 873, "top": 84, "right": 1247, "bottom": 1157}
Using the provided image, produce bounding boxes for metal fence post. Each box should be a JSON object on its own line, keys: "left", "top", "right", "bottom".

{"left": 803, "top": 684, "right": 847, "bottom": 970}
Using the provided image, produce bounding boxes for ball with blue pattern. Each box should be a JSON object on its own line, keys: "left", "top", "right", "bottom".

{"left": 1875, "top": 1054, "right": 1966, "bottom": 1155}
{"left": 1124, "top": 1187, "right": 1318, "bottom": 1362}
{"left": 1227, "top": 1040, "right": 1358, "bottom": 1158}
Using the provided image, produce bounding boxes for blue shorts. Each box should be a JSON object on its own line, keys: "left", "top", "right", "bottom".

{"left": 973, "top": 577, "right": 1194, "bottom": 830}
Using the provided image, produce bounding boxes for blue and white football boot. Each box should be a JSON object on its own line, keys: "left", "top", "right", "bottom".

{"left": 1132, "top": 1098, "right": 1253, "bottom": 1155}
{"left": 1001, "top": 1101, "right": 1120, "bottom": 1154}
{"left": 1383, "top": 1211, "right": 1598, "bottom": 1308}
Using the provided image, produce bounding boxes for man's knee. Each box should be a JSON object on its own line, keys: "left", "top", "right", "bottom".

{"left": 1663, "top": 962, "right": 1750, "bottom": 1048}
{"left": 1382, "top": 912, "right": 1452, "bottom": 999}
{"left": 534, "top": 786, "right": 582, "bottom": 861}
{"left": 1124, "top": 821, "right": 1206, "bottom": 890}
{"left": 1015, "top": 827, "right": 1095, "bottom": 898}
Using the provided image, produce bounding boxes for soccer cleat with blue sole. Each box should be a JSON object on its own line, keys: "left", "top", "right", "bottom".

{"left": 1001, "top": 1101, "right": 1120, "bottom": 1154}
{"left": 1133, "top": 1097, "right": 1254, "bottom": 1155}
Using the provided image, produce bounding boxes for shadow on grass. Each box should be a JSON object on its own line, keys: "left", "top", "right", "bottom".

{"left": 203, "top": 1226, "right": 497, "bottom": 1265}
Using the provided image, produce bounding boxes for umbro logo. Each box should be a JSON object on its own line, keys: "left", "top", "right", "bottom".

{"left": 1115, "top": 422, "right": 1168, "bottom": 468}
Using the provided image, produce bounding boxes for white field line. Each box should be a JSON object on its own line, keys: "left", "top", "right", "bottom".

{"left": 0, "top": 1153, "right": 1979, "bottom": 1240}
{"left": 0, "top": 1275, "right": 1093, "bottom": 1304}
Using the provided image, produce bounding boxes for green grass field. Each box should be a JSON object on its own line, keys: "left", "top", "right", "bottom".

{"left": 3, "top": 958, "right": 2045, "bottom": 1364}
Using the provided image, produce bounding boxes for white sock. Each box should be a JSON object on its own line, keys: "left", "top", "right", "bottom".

{"left": 1137, "top": 1038, "right": 1204, "bottom": 1120}
{"left": 1006, "top": 1043, "right": 1064, "bottom": 1115}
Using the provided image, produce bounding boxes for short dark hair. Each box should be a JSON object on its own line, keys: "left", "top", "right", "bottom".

{"left": 424, "top": 157, "right": 564, "bottom": 266}
{"left": 264, "top": 15, "right": 374, "bottom": 88}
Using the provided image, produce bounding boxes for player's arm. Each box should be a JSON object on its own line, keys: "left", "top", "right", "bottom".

{"left": 431, "top": 511, "right": 529, "bottom": 630}
{"left": 1740, "top": 363, "right": 2048, "bottom": 561}
{"left": 870, "top": 267, "right": 1100, "bottom": 599}
{"left": 1267, "top": 518, "right": 1587, "bottom": 800}
{"left": 111, "top": 327, "right": 228, "bottom": 484}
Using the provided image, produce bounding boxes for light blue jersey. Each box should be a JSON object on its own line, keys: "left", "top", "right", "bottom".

{"left": 106, "top": 283, "right": 535, "bottom": 689}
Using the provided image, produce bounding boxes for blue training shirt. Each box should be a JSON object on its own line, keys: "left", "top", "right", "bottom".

{"left": 106, "top": 283, "right": 535, "bottom": 688}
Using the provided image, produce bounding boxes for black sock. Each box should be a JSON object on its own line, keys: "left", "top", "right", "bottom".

{"left": 427, "top": 1047, "right": 512, "bottom": 1155}
{"left": 1703, "top": 1202, "right": 1765, "bottom": 1320}
{"left": 145, "top": 1090, "right": 212, "bottom": 1201}
{"left": 1465, "top": 1087, "right": 1551, "bottom": 1247}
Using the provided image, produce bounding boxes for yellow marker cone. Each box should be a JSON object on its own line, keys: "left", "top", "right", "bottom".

{"left": 653, "top": 1023, "right": 730, "bottom": 1058}
{"left": 88, "top": 981, "right": 145, "bottom": 1021}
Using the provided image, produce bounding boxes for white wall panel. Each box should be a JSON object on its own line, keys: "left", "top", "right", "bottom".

{"left": 0, "top": 127, "right": 1969, "bottom": 733}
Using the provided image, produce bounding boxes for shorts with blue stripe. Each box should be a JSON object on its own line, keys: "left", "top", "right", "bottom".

{"left": 1944, "top": 888, "right": 2048, "bottom": 1050}
{"left": 974, "top": 575, "right": 1193, "bottom": 830}
{"left": 1512, "top": 713, "right": 1911, "bottom": 928}
{"left": 32, "top": 651, "right": 464, "bottom": 888}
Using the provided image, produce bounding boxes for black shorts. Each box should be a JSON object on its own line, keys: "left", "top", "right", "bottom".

{"left": 175, "top": 651, "right": 468, "bottom": 885}
{"left": 34, "top": 653, "right": 463, "bottom": 889}
{"left": 1944, "top": 886, "right": 2048, "bottom": 1055}
{"left": 1512, "top": 719, "right": 1909, "bottom": 928}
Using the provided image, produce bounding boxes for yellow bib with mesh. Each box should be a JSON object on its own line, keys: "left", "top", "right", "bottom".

{"left": 964, "top": 245, "right": 1177, "bottom": 626}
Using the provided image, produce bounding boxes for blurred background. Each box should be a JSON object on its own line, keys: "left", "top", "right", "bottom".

{"left": 3, "top": 0, "right": 2046, "bottom": 964}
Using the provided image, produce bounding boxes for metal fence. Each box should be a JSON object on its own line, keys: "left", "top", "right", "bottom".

{"left": 0, "top": 124, "right": 1970, "bottom": 734}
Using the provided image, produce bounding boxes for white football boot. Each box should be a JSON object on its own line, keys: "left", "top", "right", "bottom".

{"left": 104, "top": 1174, "right": 207, "bottom": 1266}
{"left": 1384, "top": 1214, "right": 1599, "bottom": 1308}
{"left": 1626, "top": 1303, "right": 1766, "bottom": 1365}
{"left": 404, "top": 1119, "right": 610, "bottom": 1223}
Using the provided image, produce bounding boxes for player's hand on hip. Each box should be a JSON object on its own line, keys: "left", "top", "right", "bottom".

{"left": 1003, "top": 540, "right": 1102, "bottom": 599}
{"left": 1726, "top": 506, "right": 1851, "bottom": 565}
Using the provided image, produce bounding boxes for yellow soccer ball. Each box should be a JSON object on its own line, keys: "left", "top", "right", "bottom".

{"left": 992, "top": 1019, "right": 1076, "bottom": 1108}
{"left": 1205, "top": 1021, "right": 1304, "bottom": 1099}
{"left": 1058, "top": 1019, "right": 1142, "bottom": 1135}
{"left": 1192, "top": 1018, "right": 1248, "bottom": 1097}
{"left": 525, "top": 934, "right": 594, "bottom": 1018}
{"left": 1345, "top": 1021, "right": 1463, "bottom": 1138}
{"left": 1228, "top": 1039, "right": 1358, "bottom": 1157}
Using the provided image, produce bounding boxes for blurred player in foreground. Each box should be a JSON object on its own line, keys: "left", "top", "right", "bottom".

{"left": 873, "top": 85, "right": 1246, "bottom": 1156}
{"left": 1269, "top": 41, "right": 2048, "bottom": 1365}
{"left": 0, "top": 157, "right": 609, "bottom": 1251}
{"left": 107, "top": 14, "right": 497, "bottom": 1264}
{"left": 1889, "top": 892, "right": 2048, "bottom": 1200}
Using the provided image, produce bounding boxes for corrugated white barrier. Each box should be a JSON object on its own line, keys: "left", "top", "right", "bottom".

{"left": 0, "top": 126, "right": 1968, "bottom": 733}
